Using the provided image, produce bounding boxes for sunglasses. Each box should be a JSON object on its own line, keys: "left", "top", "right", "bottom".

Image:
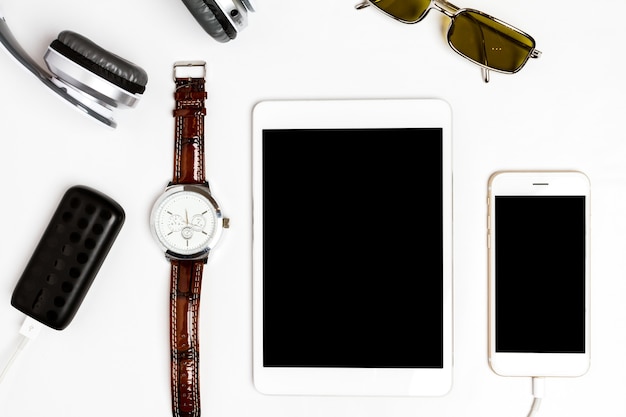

{"left": 355, "top": 0, "right": 542, "bottom": 82}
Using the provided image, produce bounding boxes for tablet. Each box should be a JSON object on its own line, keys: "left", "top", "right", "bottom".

{"left": 252, "top": 99, "right": 453, "bottom": 397}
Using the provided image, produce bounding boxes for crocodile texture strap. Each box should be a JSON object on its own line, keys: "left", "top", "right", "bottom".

{"left": 170, "top": 61, "right": 207, "bottom": 417}
{"left": 170, "top": 259, "right": 204, "bottom": 417}
{"left": 172, "top": 63, "right": 207, "bottom": 186}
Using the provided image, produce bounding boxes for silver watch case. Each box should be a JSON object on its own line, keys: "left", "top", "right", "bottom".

{"left": 150, "top": 183, "right": 227, "bottom": 261}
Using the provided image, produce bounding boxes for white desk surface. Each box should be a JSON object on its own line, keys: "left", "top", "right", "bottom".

{"left": 1, "top": 1, "right": 625, "bottom": 416}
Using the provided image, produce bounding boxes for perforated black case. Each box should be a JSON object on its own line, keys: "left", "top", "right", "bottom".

{"left": 10, "top": 185, "right": 125, "bottom": 330}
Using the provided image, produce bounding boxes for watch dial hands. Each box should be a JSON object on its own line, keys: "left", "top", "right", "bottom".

{"left": 191, "top": 214, "right": 206, "bottom": 230}
{"left": 181, "top": 227, "right": 194, "bottom": 239}
{"left": 168, "top": 211, "right": 206, "bottom": 239}
{"left": 168, "top": 213, "right": 185, "bottom": 232}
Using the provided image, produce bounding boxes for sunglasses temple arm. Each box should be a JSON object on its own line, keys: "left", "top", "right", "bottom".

{"left": 481, "top": 68, "right": 490, "bottom": 83}
{"left": 355, "top": 1, "right": 370, "bottom": 10}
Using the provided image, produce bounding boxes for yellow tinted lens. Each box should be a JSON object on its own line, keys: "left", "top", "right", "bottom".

{"left": 448, "top": 10, "right": 535, "bottom": 73}
{"left": 370, "top": 0, "right": 431, "bottom": 23}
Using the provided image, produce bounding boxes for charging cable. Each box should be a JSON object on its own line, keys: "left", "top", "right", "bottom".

{"left": 526, "top": 376, "right": 545, "bottom": 417}
{"left": 0, "top": 316, "right": 43, "bottom": 385}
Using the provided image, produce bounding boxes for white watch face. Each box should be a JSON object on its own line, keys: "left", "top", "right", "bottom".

{"left": 151, "top": 186, "right": 222, "bottom": 257}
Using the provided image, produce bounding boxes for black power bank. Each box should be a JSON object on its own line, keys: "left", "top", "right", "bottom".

{"left": 10, "top": 185, "right": 125, "bottom": 330}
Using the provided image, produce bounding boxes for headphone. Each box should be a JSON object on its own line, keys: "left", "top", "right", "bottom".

{"left": 0, "top": 15, "right": 148, "bottom": 128}
{"left": 0, "top": 1, "right": 256, "bottom": 127}
{"left": 180, "top": 0, "right": 256, "bottom": 42}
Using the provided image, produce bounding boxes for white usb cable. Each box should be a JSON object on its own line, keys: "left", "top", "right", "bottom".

{"left": 526, "top": 376, "right": 545, "bottom": 417}
{"left": 0, "top": 316, "right": 43, "bottom": 385}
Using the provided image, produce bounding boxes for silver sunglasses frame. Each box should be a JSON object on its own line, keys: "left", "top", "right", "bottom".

{"left": 355, "top": 0, "right": 542, "bottom": 83}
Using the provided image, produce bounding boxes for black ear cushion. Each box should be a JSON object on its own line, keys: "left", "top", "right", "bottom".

{"left": 181, "top": 0, "right": 237, "bottom": 42}
{"left": 50, "top": 31, "right": 148, "bottom": 95}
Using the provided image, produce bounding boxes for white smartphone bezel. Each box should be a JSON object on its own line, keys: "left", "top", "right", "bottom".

{"left": 252, "top": 98, "right": 453, "bottom": 396}
{"left": 487, "top": 170, "right": 591, "bottom": 377}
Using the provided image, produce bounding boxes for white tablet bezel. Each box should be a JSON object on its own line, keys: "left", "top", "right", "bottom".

{"left": 252, "top": 98, "right": 453, "bottom": 396}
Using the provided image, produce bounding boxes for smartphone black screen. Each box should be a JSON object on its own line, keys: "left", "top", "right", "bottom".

{"left": 262, "top": 128, "right": 444, "bottom": 368}
{"left": 495, "top": 195, "right": 586, "bottom": 353}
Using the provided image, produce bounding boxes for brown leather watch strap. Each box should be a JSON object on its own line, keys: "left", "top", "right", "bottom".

{"left": 170, "top": 259, "right": 204, "bottom": 417}
{"left": 172, "top": 68, "right": 207, "bottom": 185}
{"left": 169, "top": 62, "right": 208, "bottom": 417}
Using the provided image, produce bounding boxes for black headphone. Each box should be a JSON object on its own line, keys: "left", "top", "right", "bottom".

{"left": 180, "top": 0, "right": 256, "bottom": 42}
{"left": 0, "top": 1, "right": 256, "bottom": 127}
{"left": 0, "top": 15, "right": 148, "bottom": 128}
{"left": 0, "top": 16, "right": 148, "bottom": 127}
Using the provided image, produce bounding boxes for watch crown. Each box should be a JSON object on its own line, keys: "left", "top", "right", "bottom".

{"left": 223, "top": 218, "right": 230, "bottom": 229}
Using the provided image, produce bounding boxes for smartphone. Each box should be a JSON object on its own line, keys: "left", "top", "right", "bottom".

{"left": 487, "top": 171, "right": 591, "bottom": 377}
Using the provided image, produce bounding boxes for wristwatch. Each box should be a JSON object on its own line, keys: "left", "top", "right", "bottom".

{"left": 150, "top": 61, "right": 229, "bottom": 417}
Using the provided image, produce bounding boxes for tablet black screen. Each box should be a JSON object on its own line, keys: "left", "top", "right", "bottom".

{"left": 261, "top": 128, "right": 445, "bottom": 368}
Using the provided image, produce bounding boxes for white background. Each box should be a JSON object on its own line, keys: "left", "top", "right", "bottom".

{"left": 0, "top": 0, "right": 625, "bottom": 416}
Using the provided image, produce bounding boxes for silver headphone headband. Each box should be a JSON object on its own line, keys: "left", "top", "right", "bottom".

{"left": 0, "top": 14, "right": 147, "bottom": 128}
{"left": 241, "top": 0, "right": 256, "bottom": 12}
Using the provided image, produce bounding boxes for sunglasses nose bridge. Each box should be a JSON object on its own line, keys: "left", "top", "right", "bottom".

{"left": 433, "top": 0, "right": 459, "bottom": 16}
{"left": 433, "top": 4, "right": 455, "bottom": 19}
